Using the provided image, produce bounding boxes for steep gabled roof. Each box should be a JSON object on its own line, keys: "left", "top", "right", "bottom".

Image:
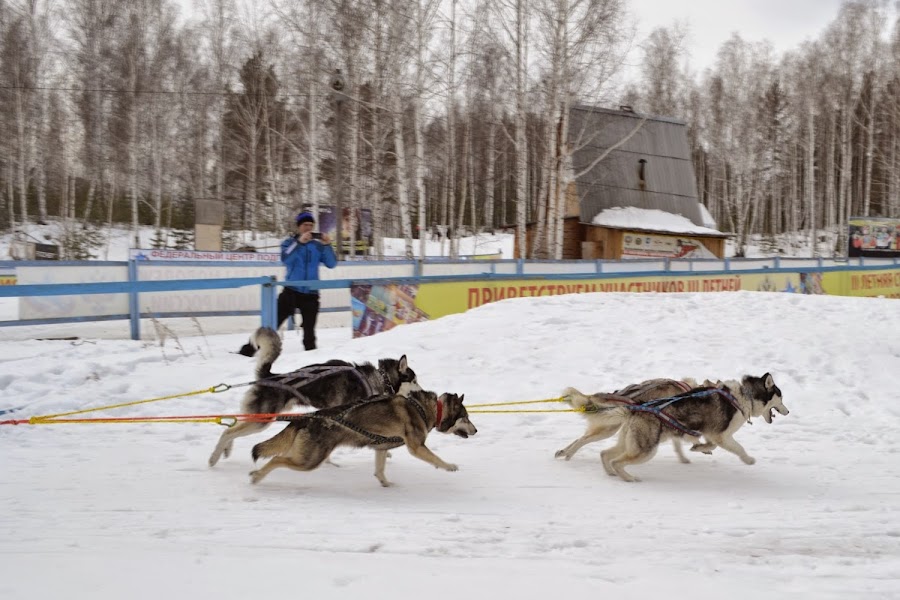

{"left": 568, "top": 105, "right": 705, "bottom": 227}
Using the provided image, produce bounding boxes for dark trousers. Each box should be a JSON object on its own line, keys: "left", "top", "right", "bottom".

{"left": 277, "top": 288, "right": 320, "bottom": 350}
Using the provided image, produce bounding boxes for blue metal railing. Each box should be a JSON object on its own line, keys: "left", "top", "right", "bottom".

{"left": 1, "top": 257, "right": 898, "bottom": 340}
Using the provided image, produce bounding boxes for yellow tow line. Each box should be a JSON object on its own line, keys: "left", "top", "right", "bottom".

{"left": 466, "top": 397, "right": 585, "bottom": 414}
{"left": 1, "top": 387, "right": 582, "bottom": 428}
{"left": 2, "top": 384, "right": 233, "bottom": 426}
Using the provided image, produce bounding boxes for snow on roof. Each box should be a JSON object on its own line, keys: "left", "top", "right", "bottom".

{"left": 698, "top": 203, "right": 718, "bottom": 229}
{"left": 591, "top": 206, "right": 725, "bottom": 236}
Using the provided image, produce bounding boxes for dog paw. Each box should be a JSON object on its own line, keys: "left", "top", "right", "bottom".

{"left": 742, "top": 456, "right": 756, "bottom": 465}
{"left": 208, "top": 454, "right": 219, "bottom": 467}
{"left": 554, "top": 449, "right": 571, "bottom": 460}
{"left": 376, "top": 478, "right": 393, "bottom": 487}
{"left": 444, "top": 463, "right": 459, "bottom": 472}
{"left": 249, "top": 470, "right": 263, "bottom": 484}
{"left": 691, "top": 443, "right": 714, "bottom": 455}
{"left": 678, "top": 456, "right": 691, "bottom": 464}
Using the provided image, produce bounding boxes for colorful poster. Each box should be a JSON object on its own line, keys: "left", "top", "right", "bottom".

{"left": 0, "top": 268, "right": 15, "bottom": 286}
{"left": 314, "top": 205, "right": 373, "bottom": 254}
{"left": 848, "top": 217, "right": 900, "bottom": 258}
{"left": 621, "top": 232, "right": 718, "bottom": 259}
{"left": 351, "top": 282, "right": 429, "bottom": 338}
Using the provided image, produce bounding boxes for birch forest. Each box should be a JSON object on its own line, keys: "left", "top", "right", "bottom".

{"left": 1, "top": 0, "right": 899, "bottom": 258}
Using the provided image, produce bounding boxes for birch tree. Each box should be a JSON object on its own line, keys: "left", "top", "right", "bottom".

{"left": 488, "top": 0, "right": 530, "bottom": 258}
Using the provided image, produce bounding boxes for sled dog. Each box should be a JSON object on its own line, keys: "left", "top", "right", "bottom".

{"left": 556, "top": 378, "right": 702, "bottom": 463}
{"left": 561, "top": 373, "right": 788, "bottom": 482}
{"left": 208, "top": 327, "right": 420, "bottom": 466}
{"left": 249, "top": 390, "right": 477, "bottom": 487}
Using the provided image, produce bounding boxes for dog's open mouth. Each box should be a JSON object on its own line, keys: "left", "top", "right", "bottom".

{"left": 455, "top": 431, "right": 469, "bottom": 438}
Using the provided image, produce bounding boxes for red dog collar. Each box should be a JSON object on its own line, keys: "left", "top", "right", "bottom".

{"left": 435, "top": 397, "right": 443, "bottom": 428}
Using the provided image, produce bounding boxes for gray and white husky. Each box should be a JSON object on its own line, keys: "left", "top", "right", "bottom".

{"left": 559, "top": 374, "right": 788, "bottom": 482}
{"left": 556, "top": 378, "right": 700, "bottom": 463}
{"left": 249, "top": 390, "right": 477, "bottom": 487}
{"left": 208, "top": 327, "right": 420, "bottom": 467}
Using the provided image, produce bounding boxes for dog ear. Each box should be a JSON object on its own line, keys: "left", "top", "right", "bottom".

{"left": 763, "top": 373, "right": 775, "bottom": 389}
{"left": 458, "top": 393, "right": 465, "bottom": 403}
{"left": 398, "top": 354, "right": 408, "bottom": 373}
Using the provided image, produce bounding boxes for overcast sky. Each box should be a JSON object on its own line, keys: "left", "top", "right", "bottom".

{"left": 628, "top": 0, "right": 852, "bottom": 73}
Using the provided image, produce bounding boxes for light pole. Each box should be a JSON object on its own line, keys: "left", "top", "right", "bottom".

{"left": 331, "top": 69, "right": 346, "bottom": 260}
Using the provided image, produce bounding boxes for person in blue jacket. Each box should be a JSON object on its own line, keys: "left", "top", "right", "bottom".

{"left": 238, "top": 211, "right": 337, "bottom": 355}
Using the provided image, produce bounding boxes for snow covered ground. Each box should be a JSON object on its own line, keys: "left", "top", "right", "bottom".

{"left": 1, "top": 291, "right": 899, "bottom": 599}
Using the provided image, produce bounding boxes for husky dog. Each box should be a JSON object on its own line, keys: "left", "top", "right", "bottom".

{"left": 208, "top": 327, "right": 420, "bottom": 467}
{"left": 567, "top": 373, "right": 788, "bottom": 482}
{"left": 556, "top": 378, "right": 702, "bottom": 463}
{"left": 249, "top": 390, "right": 477, "bottom": 487}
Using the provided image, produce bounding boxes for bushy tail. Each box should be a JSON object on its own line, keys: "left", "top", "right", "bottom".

{"left": 250, "top": 327, "right": 282, "bottom": 379}
{"left": 561, "top": 387, "right": 632, "bottom": 424}
{"left": 561, "top": 387, "right": 594, "bottom": 410}
{"left": 251, "top": 423, "right": 300, "bottom": 462}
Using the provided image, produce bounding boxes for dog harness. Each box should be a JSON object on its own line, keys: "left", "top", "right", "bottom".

{"left": 596, "top": 382, "right": 747, "bottom": 438}
{"left": 253, "top": 364, "right": 394, "bottom": 403}
{"left": 276, "top": 394, "right": 432, "bottom": 447}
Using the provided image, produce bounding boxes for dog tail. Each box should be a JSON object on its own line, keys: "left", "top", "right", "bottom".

{"left": 250, "top": 327, "right": 282, "bottom": 379}
{"left": 251, "top": 422, "right": 302, "bottom": 462}
{"left": 562, "top": 388, "right": 628, "bottom": 415}
{"left": 561, "top": 387, "right": 594, "bottom": 410}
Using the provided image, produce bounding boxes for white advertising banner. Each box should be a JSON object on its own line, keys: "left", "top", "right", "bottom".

{"left": 129, "top": 248, "right": 280, "bottom": 263}
{"left": 18, "top": 265, "right": 130, "bottom": 319}
{"left": 136, "top": 264, "right": 281, "bottom": 313}
{"left": 621, "top": 232, "right": 717, "bottom": 259}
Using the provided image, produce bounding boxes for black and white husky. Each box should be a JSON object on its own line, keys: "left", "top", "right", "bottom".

{"left": 208, "top": 327, "right": 420, "bottom": 466}
{"left": 560, "top": 373, "right": 789, "bottom": 482}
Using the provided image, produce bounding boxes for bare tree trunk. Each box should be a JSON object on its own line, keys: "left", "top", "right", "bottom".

{"left": 14, "top": 82, "right": 29, "bottom": 225}
{"left": 825, "top": 109, "right": 836, "bottom": 232}
{"left": 6, "top": 161, "right": 15, "bottom": 229}
{"left": 862, "top": 84, "right": 876, "bottom": 216}
{"left": 554, "top": 101, "right": 572, "bottom": 259}
{"left": 468, "top": 129, "right": 477, "bottom": 234}
{"left": 484, "top": 117, "right": 496, "bottom": 231}
{"left": 128, "top": 88, "right": 140, "bottom": 248}
{"left": 499, "top": 149, "right": 507, "bottom": 227}
{"left": 457, "top": 121, "right": 469, "bottom": 238}
{"left": 151, "top": 104, "right": 163, "bottom": 233}
{"left": 837, "top": 111, "right": 852, "bottom": 252}
{"left": 514, "top": 0, "right": 528, "bottom": 259}
{"left": 27, "top": 2, "right": 50, "bottom": 223}
{"left": 446, "top": 0, "right": 458, "bottom": 258}
{"left": 413, "top": 0, "right": 438, "bottom": 259}
{"left": 263, "top": 102, "right": 284, "bottom": 235}
{"left": 391, "top": 94, "right": 414, "bottom": 258}
{"left": 806, "top": 107, "right": 816, "bottom": 256}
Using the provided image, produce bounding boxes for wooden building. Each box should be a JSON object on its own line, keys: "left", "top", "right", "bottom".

{"left": 515, "top": 105, "right": 729, "bottom": 260}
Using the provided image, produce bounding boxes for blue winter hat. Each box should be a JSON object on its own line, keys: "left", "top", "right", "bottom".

{"left": 295, "top": 211, "right": 315, "bottom": 225}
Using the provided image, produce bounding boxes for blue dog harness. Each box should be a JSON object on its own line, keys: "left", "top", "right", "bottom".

{"left": 606, "top": 385, "right": 747, "bottom": 438}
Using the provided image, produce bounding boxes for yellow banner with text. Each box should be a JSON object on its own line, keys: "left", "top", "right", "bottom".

{"left": 350, "top": 268, "right": 900, "bottom": 336}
